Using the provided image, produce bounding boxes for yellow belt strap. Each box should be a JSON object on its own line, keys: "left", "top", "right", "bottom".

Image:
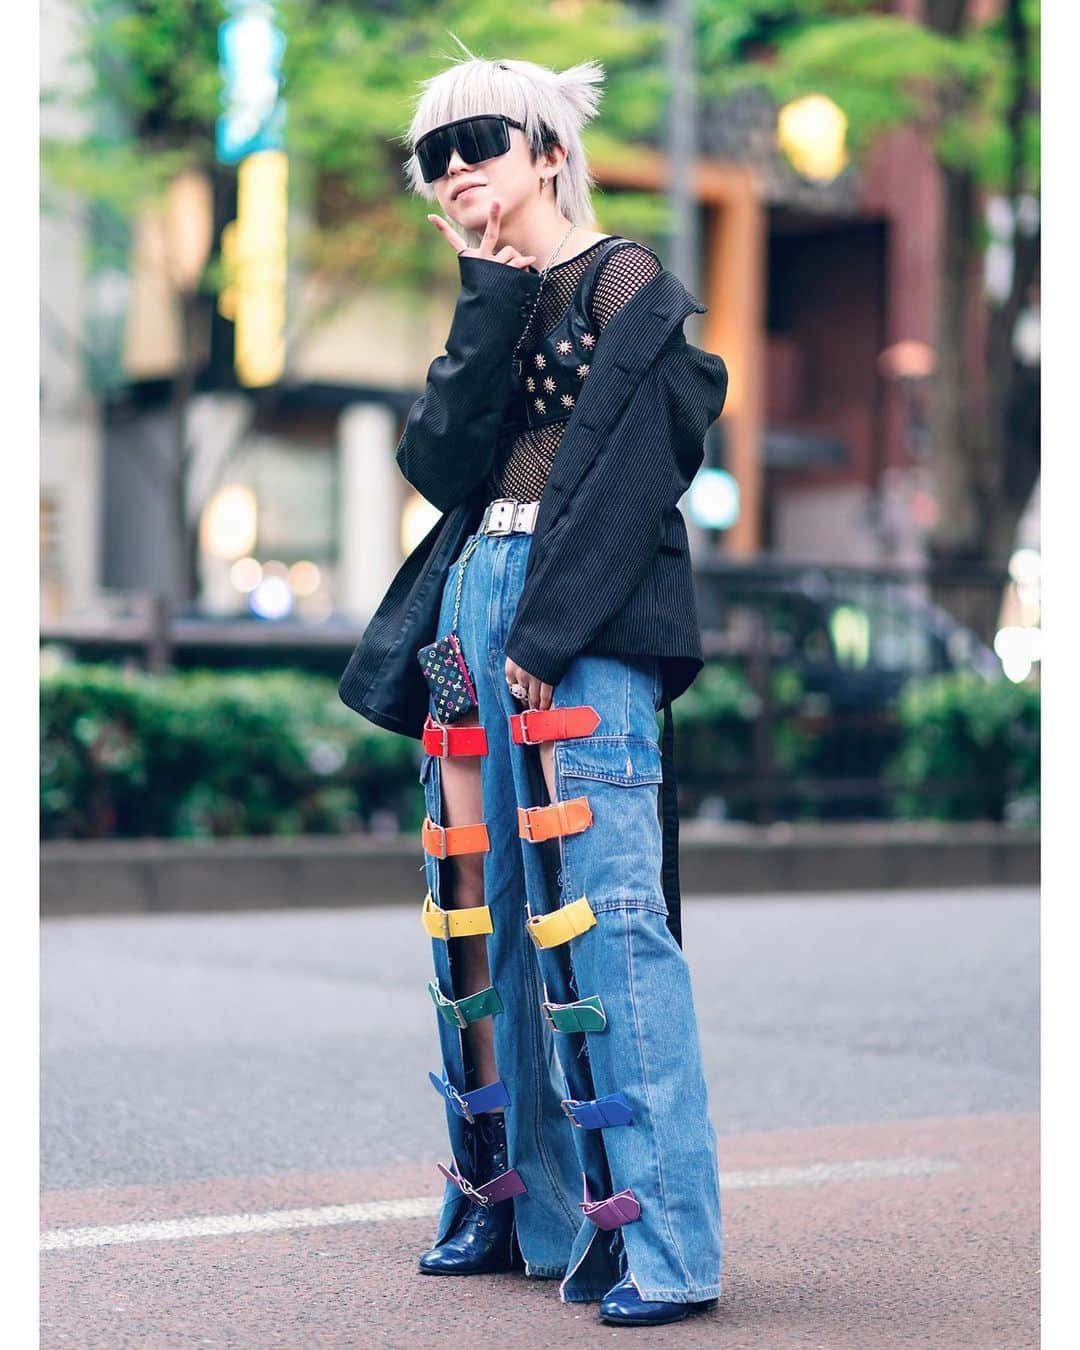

{"left": 421, "top": 890, "right": 494, "bottom": 940}
{"left": 525, "top": 895, "right": 597, "bottom": 949}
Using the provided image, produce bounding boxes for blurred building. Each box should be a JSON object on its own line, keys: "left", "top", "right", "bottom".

{"left": 40, "top": 0, "right": 102, "bottom": 623}
{"left": 41, "top": 0, "right": 996, "bottom": 641}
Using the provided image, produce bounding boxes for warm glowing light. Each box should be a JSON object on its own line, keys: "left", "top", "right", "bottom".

{"left": 164, "top": 170, "right": 214, "bottom": 292}
{"left": 777, "top": 95, "right": 848, "bottom": 182}
{"left": 230, "top": 555, "right": 262, "bottom": 592}
{"left": 219, "top": 148, "right": 288, "bottom": 387}
{"left": 200, "top": 484, "right": 258, "bottom": 560}
{"left": 402, "top": 493, "right": 442, "bottom": 555}
{"left": 261, "top": 558, "right": 289, "bottom": 579}
{"left": 878, "top": 340, "right": 935, "bottom": 381}
{"left": 289, "top": 560, "right": 321, "bottom": 595}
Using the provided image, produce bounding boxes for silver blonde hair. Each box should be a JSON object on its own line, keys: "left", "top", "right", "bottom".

{"left": 401, "top": 39, "right": 605, "bottom": 248}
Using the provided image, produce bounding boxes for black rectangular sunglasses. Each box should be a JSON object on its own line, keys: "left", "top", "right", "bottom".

{"left": 414, "top": 114, "right": 526, "bottom": 183}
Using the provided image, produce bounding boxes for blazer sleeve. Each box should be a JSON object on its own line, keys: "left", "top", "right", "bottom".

{"left": 395, "top": 253, "right": 540, "bottom": 513}
{"left": 503, "top": 344, "right": 727, "bottom": 687}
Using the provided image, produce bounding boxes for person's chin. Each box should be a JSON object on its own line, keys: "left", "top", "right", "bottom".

{"left": 452, "top": 188, "right": 489, "bottom": 217}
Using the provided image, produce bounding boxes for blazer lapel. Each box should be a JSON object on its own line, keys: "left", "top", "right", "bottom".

{"left": 529, "top": 270, "right": 707, "bottom": 542}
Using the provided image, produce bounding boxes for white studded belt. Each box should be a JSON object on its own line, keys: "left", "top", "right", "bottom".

{"left": 479, "top": 498, "right": 540, "bottom": 535}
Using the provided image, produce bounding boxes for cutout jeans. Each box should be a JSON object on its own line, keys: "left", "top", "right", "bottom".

{"left": 419, "top": 527, "right": 723, "bottom": 1303}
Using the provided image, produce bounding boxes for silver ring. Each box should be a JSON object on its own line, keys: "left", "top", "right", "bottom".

{"left": 509, "top": 682, "right": 528, "bottom": 700}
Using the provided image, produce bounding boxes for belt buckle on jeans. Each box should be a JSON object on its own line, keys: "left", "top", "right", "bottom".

{"left": 516, "top": 708, "right": 542, "bottom": 744}
{"left": 429, "top": 719, "right": 450, "bottom": 756}
{"left": 485, "top": 499, "right": 515, "bottom": 536}
{"left": 560, "top": 1098, "right": 584, "bottom": 1128}
{"left": 431, "top": 901, "right": 452, "bottom": 941}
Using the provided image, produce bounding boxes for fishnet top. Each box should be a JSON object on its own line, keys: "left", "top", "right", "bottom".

{"left": 489, "top": 239, "right": 663, "bottom": 502}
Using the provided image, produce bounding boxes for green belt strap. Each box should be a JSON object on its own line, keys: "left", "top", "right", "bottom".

{"left": 541, "top": 993, "right": 607, "bottom": 1033}
{"left": 428, "top": 980, "right": 504, "bottom": 1029}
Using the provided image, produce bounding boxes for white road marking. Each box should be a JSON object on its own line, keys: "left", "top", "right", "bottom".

{"left": 41, "top": 1155, "right": 960, "bottom": 1253}
{"left": 721, "top": 1155, "right": 961, "bottom": 1189}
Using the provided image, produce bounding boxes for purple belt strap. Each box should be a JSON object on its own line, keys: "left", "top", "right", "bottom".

{"left": 437, "top": 1159, "right": 528, "bottom": 1207}
{"left": 580, "top": 1176, "right": 642, "bottom": 1229}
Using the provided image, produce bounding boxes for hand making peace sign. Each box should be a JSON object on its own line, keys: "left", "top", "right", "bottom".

{"left": 426, "top": 199, "right": 537, "bottom": 270}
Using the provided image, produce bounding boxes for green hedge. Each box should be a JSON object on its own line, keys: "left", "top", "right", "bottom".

{"left": 884, "top": 671, "right": 1040, "bottom": 822}
{"left": 40, "top": 665, "right": 421, "bottom": 840}
{"left": 663, "top": 661, "right": 820, "bottom": 819}
{"left": 40, "top": 663, "right": 1038, "bottom": 839}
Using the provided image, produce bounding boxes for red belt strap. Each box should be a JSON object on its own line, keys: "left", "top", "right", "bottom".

{"left": 508, "top": 705, "right": 601, "bottom": 745}
{"left": 422, "top": 714, "right": 489, "bottom": 757}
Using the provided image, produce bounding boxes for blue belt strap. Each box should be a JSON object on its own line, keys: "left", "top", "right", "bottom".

{"left": 428, "top": 1070, "right": 510, "bottom": 1122}
{"left": 560, "top": 1091, "right": 633, "bottom": 1129}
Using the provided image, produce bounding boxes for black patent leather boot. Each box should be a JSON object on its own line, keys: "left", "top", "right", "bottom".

{"left": 418, "top": 1112, "right": 521, "bottom": 1275}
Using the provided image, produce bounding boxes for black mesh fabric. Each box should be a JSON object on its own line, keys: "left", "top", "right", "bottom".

{"left": 492, "top": 241, "right": 662, "bottom": 502}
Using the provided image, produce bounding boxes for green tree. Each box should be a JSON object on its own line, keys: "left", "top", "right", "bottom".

{"left": 41, "top": 0, "right": 672, "bottom": 604}
{"left": 43, "top": 1, "right": 673, "bottom": 341}
{"left": 697, "top": 0, "right": 1040, "bottom": 637}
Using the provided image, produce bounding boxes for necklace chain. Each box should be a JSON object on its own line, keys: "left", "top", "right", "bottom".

{"left": 511, "top": 222, "right": 578, "bottom": 372}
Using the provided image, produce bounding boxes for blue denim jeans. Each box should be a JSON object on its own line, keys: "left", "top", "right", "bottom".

{"left": 419, "top": 526, "right": 723, "bottom": 1303}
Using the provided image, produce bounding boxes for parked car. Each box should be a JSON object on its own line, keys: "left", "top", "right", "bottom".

{"left": 687, "top": 560, "right": 1002, "bottom": 820}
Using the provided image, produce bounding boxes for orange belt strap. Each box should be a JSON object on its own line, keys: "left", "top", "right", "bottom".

{"left": 517, "top": 796, "right": 594, "bottom": 843}
{"left": 508, "top": 705, "right": 601, "bottom": 745}
{"left": 422, "top": 714, "right": 489, "bottom": 757}
{"left": 422, "top": 816, "right": 491, "bottom": 858}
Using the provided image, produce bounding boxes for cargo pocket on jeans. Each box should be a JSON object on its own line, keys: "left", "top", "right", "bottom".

{"left": 552, "top": 735, "right": 667, "bottom": 916}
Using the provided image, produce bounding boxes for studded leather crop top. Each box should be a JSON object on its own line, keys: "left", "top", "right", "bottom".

{"left": 485, "top": 237, "right": 663, "bottom": 503}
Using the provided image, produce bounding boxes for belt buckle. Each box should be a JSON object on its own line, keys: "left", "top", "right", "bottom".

{"left": 516, "top": 708, "right": 541, "bottom": 744}
{"left": 485, "top": 499, "right": 515, "bottom": 536}
{"left": 518, "top": 804, "right": 542, "bottom": 842}
{"left": 560, "top": 1098, "right": 584, "bottom": 1127}
{"left": 430, "top": 719, "right": 450, "bottom": 756}
{"left": 447, "top": 1085, "right": 476, "bottom": 1125}
{"left": 457, "top": 1172, "right": 491, "bottom": 1207}
{"left": 427, "top": 821, "right": 448, "bottom": 859}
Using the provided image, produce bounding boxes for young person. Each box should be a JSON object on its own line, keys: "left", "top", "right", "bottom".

{"left": 338, "top": 49, "right": 728, "bottom": 1328}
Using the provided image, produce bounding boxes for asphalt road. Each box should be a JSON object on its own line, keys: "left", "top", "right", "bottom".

{"left": 41, "top": 887, "right": 1039, "bottom": 1347}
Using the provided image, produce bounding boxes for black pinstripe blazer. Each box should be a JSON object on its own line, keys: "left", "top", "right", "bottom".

{"left": 338, "top": 248, "right": 729, "bottom": 944}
